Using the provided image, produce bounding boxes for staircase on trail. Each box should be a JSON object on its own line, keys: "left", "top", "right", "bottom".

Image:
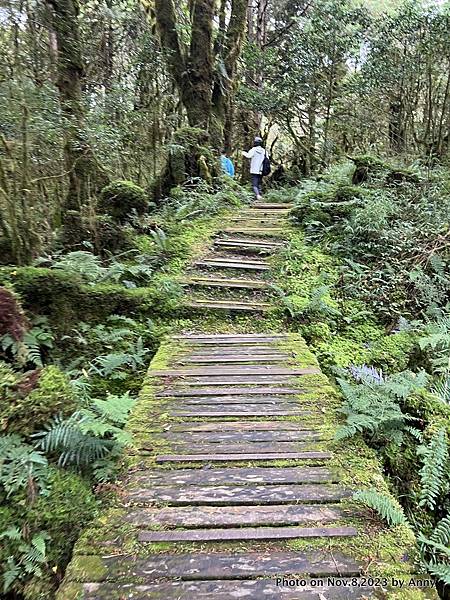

{"left": 58, "top": 201, "right": 433, "bottom": 600}
{"left": 182, "top": 201, "right": 289, "bottom": 313}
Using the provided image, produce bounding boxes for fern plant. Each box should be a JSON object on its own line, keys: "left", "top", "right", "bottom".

{"left": 418, "top": 514, "right": 450, "bottom": 585}
{"left": 335, "top": 369, "right": 425, "bottom": 444}
{"left": 417, "top": 428, "right": 449, "bottom": 510}
{"left": 0, "top": 434, "right": 48, "bottom": 498}
{"left": 1, "top": 317, "right": 54, "bottom": 367}
{"left": 0, "top": 528, "right": 49, "bottom": 592}
{"left": 353, "top": 489, "right": 408, "bottom": 526}
{"left": 33, "top": 393, "right": 135, "bottom": 479}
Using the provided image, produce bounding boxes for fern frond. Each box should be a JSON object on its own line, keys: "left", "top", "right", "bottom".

{"left": 353, "top": 489, "right": 408, "bottom": 527}
{"left": 418, "top": 428, "right": 448, "bottom": 510}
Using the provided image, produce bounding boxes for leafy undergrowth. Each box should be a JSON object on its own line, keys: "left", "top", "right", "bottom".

{"left": 270, "top": 159, "right": 450, "bottom": 590}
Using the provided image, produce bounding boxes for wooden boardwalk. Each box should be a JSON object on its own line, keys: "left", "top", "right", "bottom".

{"left": 58, "top": 202, "right": 432, "bottom": 599}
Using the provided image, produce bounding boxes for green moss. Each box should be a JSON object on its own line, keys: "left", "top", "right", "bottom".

{"left": 98, "top": 180, "right": 152, "bottom": 223}
{"left": 1, "top": 365, "right": 77, "bottom": 435}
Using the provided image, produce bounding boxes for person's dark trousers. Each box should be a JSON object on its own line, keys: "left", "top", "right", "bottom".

{"left": 251, "top": 174, "right": 263, "bottom": 197}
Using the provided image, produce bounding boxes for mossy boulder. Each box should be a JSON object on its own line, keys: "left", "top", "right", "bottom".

{"left": 1, "top": 365, "right": 77, "bottom": 435}
{"left": 291, "top": 183, "right": 366, "bottom": 227}
{"left": 98, "top": 180, "right": 150, "bottom": 223}
{"left": 350, "top": 154, "right": 419, "bottom": 186}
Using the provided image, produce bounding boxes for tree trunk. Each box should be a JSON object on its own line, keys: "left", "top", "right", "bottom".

{"left": 47, "top": 0, "right": 108, "bottom": 246}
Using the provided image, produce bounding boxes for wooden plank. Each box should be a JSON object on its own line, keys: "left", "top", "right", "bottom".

{"left": 195, "top": 260, "right": 270, "bottom": 271}
{"left": 187, "top": 348, "right": 288, "bottom": 356}
{"left": 170, "top": 395, "right": 308, "bottom": 404}
{"left": 125, "top": 504, "right": 347, "bottom": 528}
{"left": 172, "top": 333, "right": 288, "bottom": 339}
{"left": 158, "top": 430, "right": 323, "bottom": 443}
{"left": 157, "top": 386, "right": 307, "bottom": 396}
{"left": 253, "top": 203, "right": 294, "bottom": 209}
{"left": 175, "top": 355, "right": 291, "bottom": 364}
{"left": 169, "top": 409, "right": 313, "bottom": 417}
{"left": 79, "top": 550, "right": 360, "bottom": 580}
{"left": 222, "top": 228, "right": 283, "bottom": 235}
{"left": 128, "top": 466, "right": 334, "bottom": 486}
{"left": 138, "top": 525, "right": 357, "bottom": 543}
{"left": 155, "top": 451, "right": 332, "bottom": 463}
{"left": 151, "top": 367, "right": 321, "bottom": 377}
{"left": 168, "top": 376, "right": 299, "bottom": 385}
{"left": 82, "top": 580, "right": 373, "bottom": 600}
{"left": 148, "top": 442, "right": 324, "bottom": 454}
{"left": 217, "top": 236, "right": 284, "bottom": 246}
{"left": 167, "top": 421, "right": 319, "bottom": 432}
{"left": 183, "top": 277, "right": 269, "bottom": 290}
{"left": 184, "top": 300, "right": 271, "bottom": 312}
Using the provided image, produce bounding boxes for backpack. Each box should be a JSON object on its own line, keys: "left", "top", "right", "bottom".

{"left": 261, "top": 152, "right": 271, "bottom": 177}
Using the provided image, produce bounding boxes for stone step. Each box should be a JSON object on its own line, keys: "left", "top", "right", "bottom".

{"left": 81, "top": 580, "right": 373, "bottom": 599}
{"left": 183, "top": 299, "right": 271, "bottom": 312}
{"left": 138, "top": 525, "right": 357, "bottom": 543}
{"left": 74, "top": 550, "right": 360, "bottom": 581}
{"left": 155, "top": 451, "right": 332, "bottom": 463}
{"left": 182, "top": 276, "right": 270, "bottom": 290}
{"left": 125, "top": 504, "right": 346, "bottom": 528}
{"left": 194, "top": 258, "right": 270, "bottom": 270}
{"left": 129, "top": 466, "right": 334, "bottom": 486}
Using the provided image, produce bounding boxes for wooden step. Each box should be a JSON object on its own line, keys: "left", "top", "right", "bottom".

{"left": 172, "top": 333, "right": 288, "bottom": 339}
{"left": 182, "top": 276, "right": 270, "bottom": 290}
{"left": 126, "top": 504, "right": 346, "bottom": 528}
{"left": 217, "top": 236, "right": 284, "bottom": 246}
{"left": 157, "top": 386, "right": 307, "bottom": 396}
{"left": 213, "top": 240, "right": 280, "bottom": 252}
{"left": 129, "top": 466, "right": 333, "bottom": 486}
{"left": 139, "top": 525, "right": 356, "bottom": 543}
{"left": 155, "top": 451, "right": 332, "bottom": 463}
{"left": 253, "top": 203, "right": 294, "bottom": 209}
{"left": 168, "top": 421, "right": 318, "bottom": 432}
{"left": 168, "top": 395, "right": 307, "bottom": 404}
{"left": 183, "top": 299, "right": 271, "bottom": 312}
{"left": 78, "top": 550, "right": 360, "bottom": 579}
{"left": 150, "top": 442, "right": 324, "bottom": 454}
{"left": 175, "top": 355, "right": 291, "bottom": 364}
{"left": 169, "top": 408, "right": 314, "bottom": 417}
{"left": 195, "top": 258, "right": 270, "bottom": 270}
{"left": 82, "top": 580, "right": 373, "bottom": 599}
{"left": 151, "top": 366, "right": 321, "bottom": 377}
{"left": 222, "top": 228, "right": 283, "bottom": 235}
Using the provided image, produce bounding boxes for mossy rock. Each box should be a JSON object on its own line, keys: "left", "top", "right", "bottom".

{"left": 1, "top": 364, "right": 77, "bottom": 435}
{"left": 94, "top": 214, "right": 134, "bottom": 255}
{"left": 98, "top": 180, "right": 151, "bottom": 223}
{"left": 350, "top": 154, "right": 419, "bottom": 186}
{"left": 291, "top": 183, "right": 366, "bottom": 226}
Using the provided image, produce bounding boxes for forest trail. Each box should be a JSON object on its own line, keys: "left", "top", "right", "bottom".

{"left": 57, "top": 202, "right": 427, "bottom": 599}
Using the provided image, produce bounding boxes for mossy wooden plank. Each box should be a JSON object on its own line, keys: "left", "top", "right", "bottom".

{"left": 151, "top": 367, "right": 320, "bottom": 376}
{"left": 157, "top": 386, "right": 307, "bottom": 396}
{"left": 128, "top": 466, "right": 334, "bottom": 485}
{"left": 165, "top": 396, "right": 313, "bottom": 405}
{"left": 183, "top": 277, "right": 270, "bottom": 289}
{"left": 154, "top": 451, "right": 332, "bottom": 464}
{"left": 168, "top": 408, "right": 315, "bottom": 417}
{"left": 124, "top": 504, "right": 347, "bottom": 528}
{"left": 81, "top": 580, "right": 376, "bottom": 599}
{"left": 167, "top": 420, "right": 318, "bottom": 432}
{"left": 183, "top": 300, "right": 271, "bottom": 311}
{"left": 175, "top": 354, "right": 292, "bottom": 363}
{"left": 138, "top": 525, "right": 357, "bottom": 543}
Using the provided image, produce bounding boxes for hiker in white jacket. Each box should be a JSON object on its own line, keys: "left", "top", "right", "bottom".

{"left": 242, "top": 137, "right": 267, "bottom": 201}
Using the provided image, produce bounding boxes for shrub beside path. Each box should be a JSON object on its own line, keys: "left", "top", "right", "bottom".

{"left": 57, "top": 202, "right": 437, "bottom": 599}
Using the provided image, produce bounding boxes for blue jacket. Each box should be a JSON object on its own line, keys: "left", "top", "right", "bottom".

{"left": 220, "top": 155, "right": 235, "bottom": 177}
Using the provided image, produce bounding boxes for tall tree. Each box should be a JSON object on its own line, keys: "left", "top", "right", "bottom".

{"left": 143, "top": 0, "right": 247, "bottom": 147}
{"left": 46, "top": 0, "right": 108, "bottom": 245}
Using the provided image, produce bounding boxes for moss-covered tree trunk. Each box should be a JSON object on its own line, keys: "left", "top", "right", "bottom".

{"left": 210, "top": 0, "right": 247, "bottom": 151}
{"left": 47, "top": 0, "right": 108, "bottom": 247}
{"left": 151, "top": 0, "right": 246, "bottom": 150}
